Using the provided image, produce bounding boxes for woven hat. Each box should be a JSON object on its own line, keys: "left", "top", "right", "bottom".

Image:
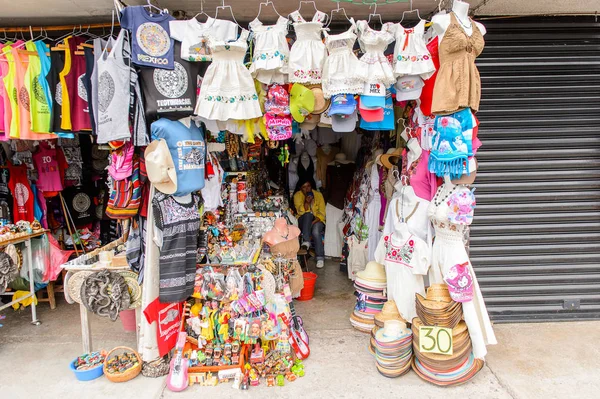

{"left": 119, "top": 270, "right": 142, "bottom": 309}
{"left": 356, "top": 261, "right": 386, "bottom": 283}
{"left": 374, "top": 300, "right": 407, "bottom": 327}
{"left": 375, "top": 320, "right": 410, "bottom": 343}
{"left": 310, "top": 86, "right": 330, "bottom": 115}
{"left": 67, "top": 271, "right": 95, "bottom": 305}
{"left": 145, "top": 139, "right": 177, "bottom": 195}
{"left": 411, "top": 354, "right": 484, "bottom": 387}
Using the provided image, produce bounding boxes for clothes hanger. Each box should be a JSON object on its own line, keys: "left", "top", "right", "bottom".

{"left": 326, "top": 3, "right": 351, "bottom": 28}
{"left": 144, "top": 0, "right": 166, "bottom": 15}
{"left": 291, "top": 1, "right": 326, "bottom": 23}
{"left": 215, "top": 0, "right": 243, "bottom": 30}
{"left": 256, "top": 1, "right": 284, "bottom": 21}
{"left": 367, "top": 4, "right": 383, "bottom": 29}
{"left": 400, "top": 0, "right": 423, "bottom": 24}
{"left": 193, "top": 0, "right": 214, "bottom": 23}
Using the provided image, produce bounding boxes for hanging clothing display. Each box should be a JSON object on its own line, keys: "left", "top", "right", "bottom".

{"left": 288, "top": 10, "right": 328, "bottom": 84}
{"left": 120, "top": 5, "right": 175, "bottom": 69}
{"left": 151, "top": 117, "right": 206, "bottom": 196}
{"left": 152, "top": 192, "right": 200, "bottom": 303}
{"left": 427, "top": 184, "right": 496, "bottom": 359}
{"left": 169, "top": 16, "right": 238, "bottom": 62}
{"left": 392, "top": 20, "right": 435, "bottom": 79}
{"left": 60, "top": 36, "right": 91, "bottom": 132}
{"left": 249, "top": 16, "right": 290, "bottom": 85}
{"left": 321, "top": 20, "right": 367, "bottom": 98}
{"left": 96, "top": 30, "right": 133, "bottom": 143}
{"left": 24, "top": 41, "right": 51, "bottom": 133}
{"left": 7, "top": 163, "right": 34, "bottom": 222}
{"left": 431, "top": 13, "right": 485, "bottom": 114}
{"left": 356, "top": 21, "right": 396, "bottom": 92}
{"left": 374, "top": 230, "right": 430, "bottom": 321}
{"left": 139, "top": 41, "right": 201, "bottom": 122}
{"left": 195, "top": 29, "right": 261, "bottom": 123}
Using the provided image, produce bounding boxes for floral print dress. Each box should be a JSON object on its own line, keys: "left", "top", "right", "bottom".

{"left": 195, "top": 29, "right": 262, "bottom": 122}
{"left": 288, "top": 10, "right": 328, "bottom": 84}
{"left": 249, "top": 16, "right": 289, "bottom": 85}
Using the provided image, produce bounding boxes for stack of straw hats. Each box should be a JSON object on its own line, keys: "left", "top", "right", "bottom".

{"left": 350, "top": 262, "right": 386, "bottom": 333}
{"left": 369, "top": 300, "right": 407, "bottom": 354}
{"left": 411, "top": 284, "right": 484, "bottom": 386}
{"left": 373, "top": 320, "right": 413, "bottom": 378}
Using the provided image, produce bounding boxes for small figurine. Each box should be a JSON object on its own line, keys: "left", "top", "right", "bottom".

{"left": 276, "top": 374, "right": 285, "bottom": 387}
{"left": 266, "top": 375, "right": 275, "bottom": 387}
{"left": 249, "top": 369, "right": 260, "bottom": 386}
{"left": 250, "top": 343, "right": 264, "bottom": 364}
{"left": 189, "top": 350, "right": 198, "bottom": 367}
{"left": 286, "top": 371, "right": 297, "bottom": 382}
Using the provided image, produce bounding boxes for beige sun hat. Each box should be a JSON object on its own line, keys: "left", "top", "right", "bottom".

{"left": 356, "top": 261, "right": 386, "bottom": 283}
{"left": 145, "top": 139, "right": 177, "bottom": 195}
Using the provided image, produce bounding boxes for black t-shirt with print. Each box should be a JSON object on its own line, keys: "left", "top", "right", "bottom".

{"left": 62, "top": 185, "right": 95, "bottom": 227}
{"left": 138, "top": 41, "right": 202, "bottom": 124}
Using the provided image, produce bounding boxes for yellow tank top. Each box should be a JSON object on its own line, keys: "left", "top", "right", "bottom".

{"left": 59, "top": 37, "right": 72, "bottom": 131}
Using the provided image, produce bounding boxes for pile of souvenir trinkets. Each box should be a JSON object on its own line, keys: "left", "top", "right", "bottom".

{"left": 179, "top": 256, "right": 306, "bottom": 389}
{"left": 105, "top": 351, "right": 140, "bottom": 374}
{"left": 73, "top": 351, "right": 106, "bottom": 370}
{"left": 0, "top": 220, "right": 44, "bottom": 243}
{"left": 201, "top": 212, "right": 262, "bottom": 265}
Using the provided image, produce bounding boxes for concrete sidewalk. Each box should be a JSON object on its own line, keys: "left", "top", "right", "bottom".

{"left": 1, "top": 261, "right": 598, "bottom": 399}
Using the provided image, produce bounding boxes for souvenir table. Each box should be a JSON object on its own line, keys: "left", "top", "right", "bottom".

{"left": 61, "top": 238, "right": 130, "bottom": 353}
{"left": 0, "top": 230, "right": 49, "bottom": 326}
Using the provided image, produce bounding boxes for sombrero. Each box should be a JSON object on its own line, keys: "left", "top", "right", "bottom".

{"left": 356, "top": 261, "right": 386, "bottom": 283}
{"left": 374, "top": 300, "right": 408, "bottom": 327}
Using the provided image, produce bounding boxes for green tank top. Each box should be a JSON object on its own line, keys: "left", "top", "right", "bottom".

{"left": 25, "top": 41, "right": 51, "bottom": 132}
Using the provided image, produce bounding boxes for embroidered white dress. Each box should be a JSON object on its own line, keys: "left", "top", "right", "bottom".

{"left": 195, "top": 29, "right": 262, "bottom": 122}
{"left": 375, "top": 231, "right": 429, "bottom": 321}
{"left": 321, "top": 20, "right": 368, "bottom": 98}
{"left": 356, "top": 21, "right": 396, "bottom": 89}
{"left": 365, "top": 163, "right": 382, "bottom": 261}
{"left": 428, "top": 184, "right": 497, "bottom": 359}
{"left": 288, "top": 10, "right": 328, "bottom": 84}
{"left": 392, "top": 20, "right": 435, "bottom": 79}
{"left": 249, "top": 16, "right": 289, "bottom": 85}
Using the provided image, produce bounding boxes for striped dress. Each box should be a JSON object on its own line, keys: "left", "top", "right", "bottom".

{"left": 153, "top": 192, "right": 200, "bottom": 303}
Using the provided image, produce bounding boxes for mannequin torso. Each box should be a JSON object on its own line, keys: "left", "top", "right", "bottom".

{"left": 432, "top": 1, "right": 486, "bottom": 44}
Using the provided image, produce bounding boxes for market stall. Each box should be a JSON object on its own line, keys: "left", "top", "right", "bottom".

{"left": 0, "top": 0, "right": 499, "bottom": 391}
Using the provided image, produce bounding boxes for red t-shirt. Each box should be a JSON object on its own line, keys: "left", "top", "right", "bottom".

{"left": 419, "top": 36, "right": 440, "bottom": 117}
{"left": 8, "top": 164, "right": 34, "bottom": 222}
{"left": 143, "top": 298, "right": 182, "bottom": 357}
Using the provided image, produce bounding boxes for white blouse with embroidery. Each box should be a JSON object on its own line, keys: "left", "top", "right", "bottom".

{"left": 249, "top": 16, "right": 290, "bottom": 85}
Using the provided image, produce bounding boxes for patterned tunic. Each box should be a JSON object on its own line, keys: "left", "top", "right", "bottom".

{"left": 153, "top": 192, "right": 200, "bottom": 303}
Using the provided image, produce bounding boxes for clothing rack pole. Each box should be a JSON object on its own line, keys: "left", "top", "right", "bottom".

{"left": 0, "top": 22, "right": 120, "bottom": 33}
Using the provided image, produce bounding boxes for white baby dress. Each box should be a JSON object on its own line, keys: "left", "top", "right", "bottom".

{"left": 375, "top": 230, "right": 430, "bottom": 321}
{"left": 249, "top": 16, "right": 289, "bottom": 85}
{"left": 321, "top": 19, "right": 368, "bottom": 98}
{"left": 428, "top": 183, "right": 497, "bottom": 359}
{"left": 195, "top": 29, "right": 262, "bottom": 122}
{"left": 288, "top": 10, "right": 328, "bottom": 84}
{"left": 356, "top": 21, "right": 396, "bottom": 91}
{"left": 392, "top": 19, "right": 435, "bottom": 79}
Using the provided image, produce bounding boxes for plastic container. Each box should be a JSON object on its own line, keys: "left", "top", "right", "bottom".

{"left": 120, "top": 309, "right": 137, "bottom": 332}
{"left": 70, "top": 359, "right": 104, "bottom": 381}
{"left": 297, "top": 272, "right": 318, "bottom": 301}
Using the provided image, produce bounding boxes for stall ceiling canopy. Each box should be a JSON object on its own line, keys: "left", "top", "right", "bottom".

{"left": 0, "top": 0, "right": 598, "bottom": 27}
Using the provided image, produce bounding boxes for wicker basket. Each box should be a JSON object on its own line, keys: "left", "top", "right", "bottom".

{"left": 103, "top": 346, "right": 142, "bottom": 383}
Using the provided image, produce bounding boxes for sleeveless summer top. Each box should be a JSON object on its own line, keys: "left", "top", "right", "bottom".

{"left": 431, "top": 13, "right": 485, "bottom": 115}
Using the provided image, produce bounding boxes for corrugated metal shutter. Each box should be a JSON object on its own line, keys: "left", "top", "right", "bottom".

{"left": 470, "top": 17, "right": 600, "bottom": 322}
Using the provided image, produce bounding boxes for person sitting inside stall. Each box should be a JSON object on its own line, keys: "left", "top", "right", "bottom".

{"left": 293, "top": 177, "right": 326, "bottom": 269}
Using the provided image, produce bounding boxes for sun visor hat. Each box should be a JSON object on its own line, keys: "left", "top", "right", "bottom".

{"left": 290, "top": 83, "right": 315, "bottom": 123}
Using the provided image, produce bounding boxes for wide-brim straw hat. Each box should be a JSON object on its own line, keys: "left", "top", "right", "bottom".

{"left": 374, "top": 300, "right": 408, "bottom": 327}
{"left": 411, "top": 355, "right": 484, "bottom": 387}
{"left": 356, "top": 261, "right": 386, "bottom": 283}
{"left": 427, "top": 284, "right": 453, "bottom": 302}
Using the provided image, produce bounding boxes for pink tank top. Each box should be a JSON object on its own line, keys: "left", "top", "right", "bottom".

{"left": 0, "top": 43, "right": 5, "bottom": 137}
{"left": 64, "top": 36, "right": 91, "bottom": 132}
